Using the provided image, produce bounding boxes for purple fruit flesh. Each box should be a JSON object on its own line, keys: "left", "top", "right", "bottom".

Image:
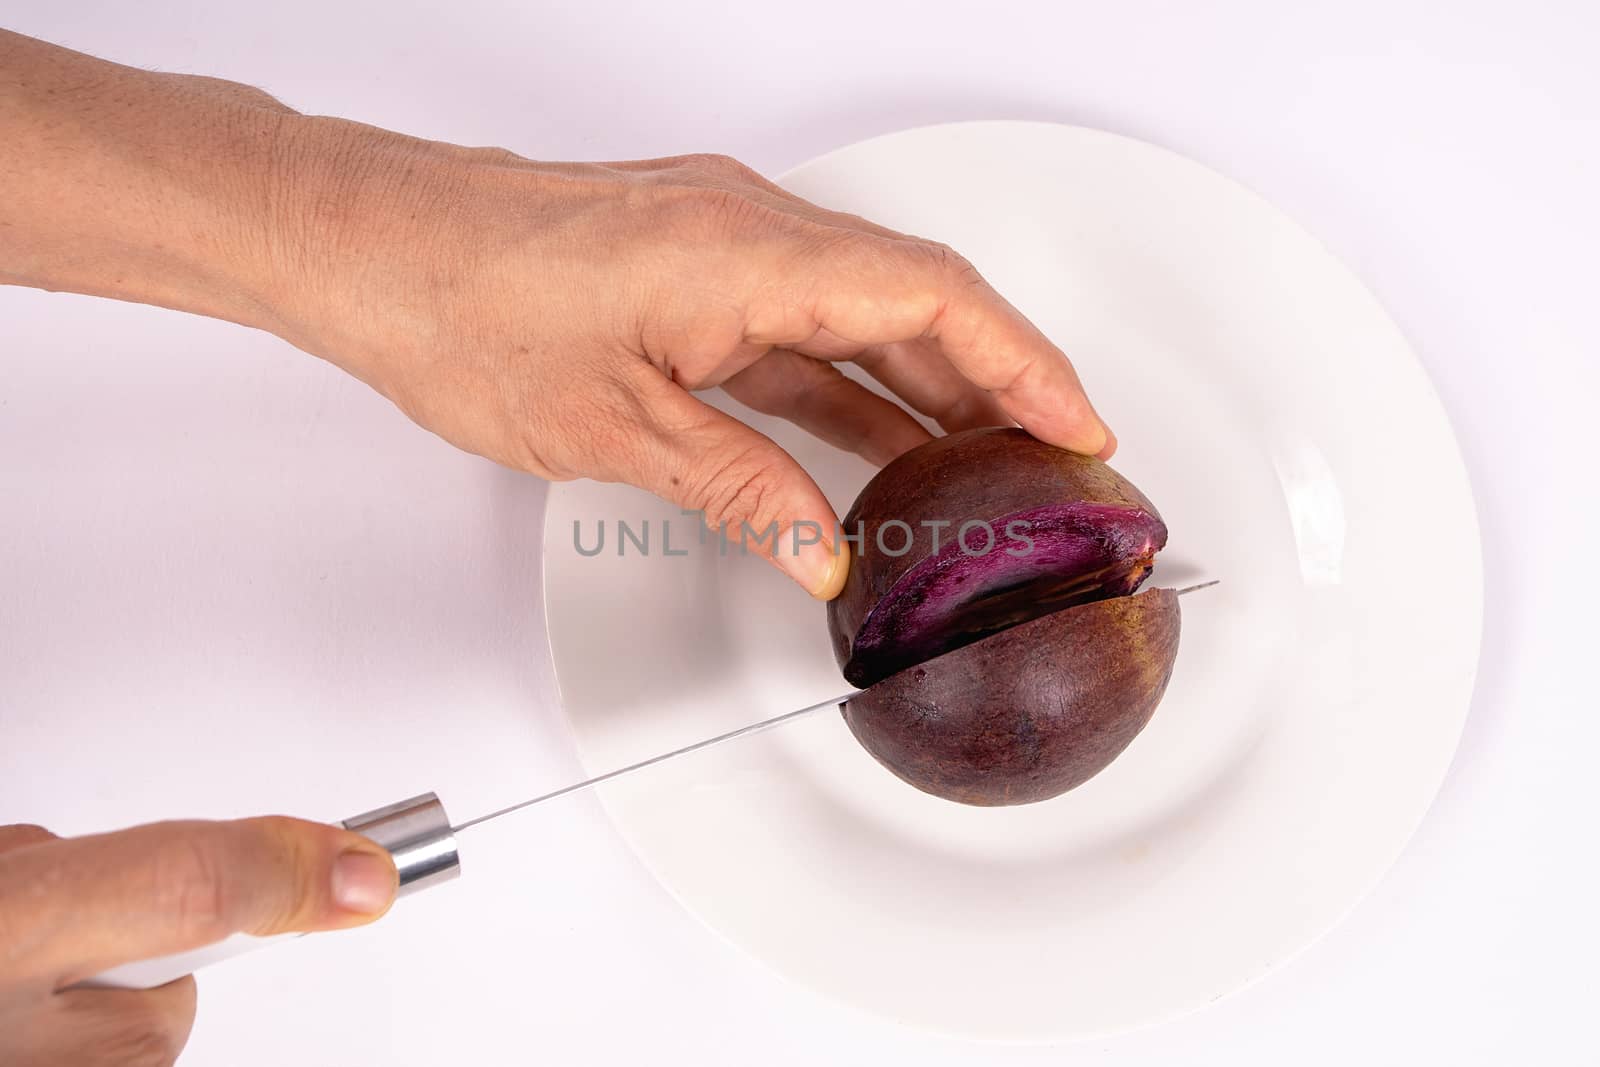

{"left": 843, "top": 501, "right": 1165, "bottom": 688}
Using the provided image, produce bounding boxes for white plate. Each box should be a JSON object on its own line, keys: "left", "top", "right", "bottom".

{"left": 540, "top": 121, "right": 1482, "bottom": 1040}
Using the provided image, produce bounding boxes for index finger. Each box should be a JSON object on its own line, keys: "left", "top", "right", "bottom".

{"left": 761, "top": 232, "right": 1113, "bottom": 457}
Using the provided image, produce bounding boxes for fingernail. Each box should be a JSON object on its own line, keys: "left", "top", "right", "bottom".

{"left": 1096, "top": 421, "right": 1118, "bottom": 460}
{"left": 331, "top": 848, "right": 397, "bottom": 916}
{"left": 809, "top": 538, "right": 850, "bottom": 600}
{"left": 779, "top": 530, "right": 850, "bottom": 600}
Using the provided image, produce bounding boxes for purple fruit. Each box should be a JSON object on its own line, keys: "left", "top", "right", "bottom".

{"left": 843, "top": 590, "right": 1180, "bottom": 806}
{"left": 827, "top": 428, "right": 1181, "bottom": 806}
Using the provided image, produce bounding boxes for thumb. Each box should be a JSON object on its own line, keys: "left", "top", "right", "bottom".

{"left": 2, "top": 816, "right": 396, "bottom": 988}
{"left": 623, "top": 372, "right": 849, "bottom": 599}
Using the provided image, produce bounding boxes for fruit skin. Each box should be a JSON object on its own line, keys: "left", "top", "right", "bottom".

{"left": 828, "top": 427, "right": 1166, "bottom": 686}
{"left": 842, "top": 588, "right": 1180, "bottom": 806}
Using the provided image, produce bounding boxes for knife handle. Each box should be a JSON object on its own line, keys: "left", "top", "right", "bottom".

{"left": 78, "top": 792, "right": 461, "bottom": 990}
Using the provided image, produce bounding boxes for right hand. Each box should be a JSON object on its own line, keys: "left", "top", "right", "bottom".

{"left": 0, "top": 818, "right": 397, "bottom": 1066}
{"left": 1, "top": 34, "right": 1115, "bottom": 602}
{"left": 258, "top": 131, "right": 1117, "bottom": 600}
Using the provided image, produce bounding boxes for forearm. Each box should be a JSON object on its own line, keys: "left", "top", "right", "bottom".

{"left": 0, "top": 28, "right": 529, "bottom": 398}
{"left": 0, "top": 30, "right": 308, "bottom": 332}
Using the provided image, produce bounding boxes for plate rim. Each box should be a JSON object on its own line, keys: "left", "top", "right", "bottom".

{"left": 538, "top": 118, "right": 1485, "bottom": 1042}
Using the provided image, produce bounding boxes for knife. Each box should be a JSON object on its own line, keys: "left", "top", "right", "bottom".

{"left": 85, "top": 580, "right": 1217, "bottom": 989}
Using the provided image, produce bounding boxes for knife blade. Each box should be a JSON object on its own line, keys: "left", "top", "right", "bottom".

{"left": 454, "top": 578, "right": 1220, "bottom": 834}
{"left": 451, "top": 688, "right": 862, "bottom": 832}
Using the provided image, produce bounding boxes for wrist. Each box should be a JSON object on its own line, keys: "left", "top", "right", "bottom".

{"left": 249, "top": 113, "right": 483, "bottom": 379}
{"left": 161, "top": 86, "right": 307, "bottom": 335}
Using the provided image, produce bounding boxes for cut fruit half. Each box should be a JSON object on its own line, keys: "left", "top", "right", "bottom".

{"left": 825, "top": 427, "right": 1183, "bottom": 806}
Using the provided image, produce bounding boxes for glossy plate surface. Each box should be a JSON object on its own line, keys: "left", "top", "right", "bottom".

{"left": 541, "top": 121, "right": 1482, "bottom": 1039}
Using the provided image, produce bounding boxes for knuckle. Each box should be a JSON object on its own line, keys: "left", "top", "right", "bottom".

{"left": 456, "top": 143, "right": 524, "bottom": 167}
{"left": 185, "top": 75, "right": 293, "bottom": 115}
{"left": 697, "top": 186, "right": 754, "bottom": 225}
{"left": 688, "top": 446, "right": 785, "bottom": 538}
{"left": 244, "top": 816, "right": 323, "bottom": 933}
{"left": 926, "top": 241, "right": 983, "bottom": 286}
{"left": 832, "top": 208, "right": 896, "bottom": 235}
{"left": 149, "top": 831, "right": 234, "bottom": 945}
{"left": 682, "top": 151, "right": 755, "bottom": 179}
{"left": 668, "top": 186, "right": 778, "bottom": 242}
{"left": 803, "top": 224, "right": 868, "bottom": 261}
{"left": 992, "top": 349, "right": 1055, "bottom": 404}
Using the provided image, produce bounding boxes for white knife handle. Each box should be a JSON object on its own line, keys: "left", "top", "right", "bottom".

{"left": 77, "top": 792, "right": 460, "bottom": 990}
{"left": 79, "top": 932, "right": 301, "bottom": 989}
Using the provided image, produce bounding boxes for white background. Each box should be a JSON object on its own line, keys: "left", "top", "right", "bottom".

{"left": 2, "top": 1, "right": 1596, "bottom": 1064}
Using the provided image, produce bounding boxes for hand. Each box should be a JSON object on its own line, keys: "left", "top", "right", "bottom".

{"left": 259, "top": 129, "right": 1116, "bottom": 598}
{"left": 0, "top": 819, "right": 397, "bottom": 1066}
{"left": 0, "top": 33, "right": 1114, "bottom": 601}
